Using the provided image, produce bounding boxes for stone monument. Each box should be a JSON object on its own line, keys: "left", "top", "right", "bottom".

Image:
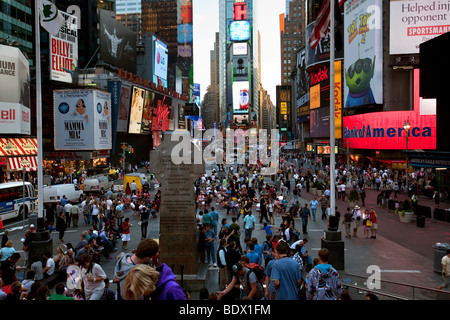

{"left": 150, "top": 131, "right": 204, "bottom": 281}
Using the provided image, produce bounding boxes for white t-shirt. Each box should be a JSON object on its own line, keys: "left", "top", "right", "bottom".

{"left": 442, "top": 255, "right": 450, "bottom": 274}
{"left": 81, "top": 263, "right": 106, "bottom": 293}
{"left": 106, "top": 199, "right": 113, "bottom": 211}
{"left": 46, "top": 258, "right": 55, "bottom": 276}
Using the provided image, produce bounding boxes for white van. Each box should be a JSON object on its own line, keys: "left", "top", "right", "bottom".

{"left": 42, "top": 184, "right": 83, "bottom": 204}
{"left": 82, "top": 175, "right": 113, "bottom": 194}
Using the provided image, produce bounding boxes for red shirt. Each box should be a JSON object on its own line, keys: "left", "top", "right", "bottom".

{"left": 369, "top": 211, "right": 378, "bottom": 223}
{"left": 122, "top": 221, "right": 130, "bottom": 234}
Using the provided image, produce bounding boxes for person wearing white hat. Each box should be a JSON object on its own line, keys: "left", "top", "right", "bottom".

{"left": 352, "top": 205, "right": 362, "bottom": 238}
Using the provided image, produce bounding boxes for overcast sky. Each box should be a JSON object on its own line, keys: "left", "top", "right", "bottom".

{"left": 193, "top": 0, "right": 285, "bottom": 103}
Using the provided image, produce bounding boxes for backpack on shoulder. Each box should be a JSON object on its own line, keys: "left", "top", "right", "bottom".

{"left": 246, "top": 263, "right": 265, "bottom": 285}
{"left": 315, "top": 272, "right": 337, "bottom": 300}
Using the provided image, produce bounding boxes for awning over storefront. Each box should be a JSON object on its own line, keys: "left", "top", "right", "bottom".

{"left": 0, "top": 138, "right": 37, "bottom": 156}
{"left": 7, "top": 156, "right": 38, "bottom": 171}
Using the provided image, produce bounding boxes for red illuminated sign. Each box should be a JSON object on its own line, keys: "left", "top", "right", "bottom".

{"left": 234, "top": 2, "right": 247, "bottom": 20}
{"left": 343, "top": 69, "right": 436, "bottom": 150}
{"left": 310, "top": 65, "right": 328, "bottom": 86}
{"left": 152, "top": 97, "right": 172, "bottom": 132}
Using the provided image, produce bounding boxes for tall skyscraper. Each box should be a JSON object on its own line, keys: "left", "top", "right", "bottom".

{"left": 141, "top": 0, "right": 193, "bottom": 96}
{"left": 0, "top": 1, "right": 34, "bottom": 56}
{"left": 218, "top": 0, "right": 259, "bottom": 129}
{"left": 280, "top": 0, "right": 306, "bottom": 85}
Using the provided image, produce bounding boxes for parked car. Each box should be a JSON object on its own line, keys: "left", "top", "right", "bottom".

{"left": 82, "top": 175, "right": 113, "bottom": 194}
{"left": 42, "top": 184, "right": 83, "bottom": 204}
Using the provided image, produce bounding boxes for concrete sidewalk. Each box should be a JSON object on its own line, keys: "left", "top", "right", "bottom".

{"left": 204, "top": 175, "right": 450, "bottom": 299}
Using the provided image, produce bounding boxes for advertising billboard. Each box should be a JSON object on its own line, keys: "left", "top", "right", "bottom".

{"left": 310, "top": 106, "right": 330, "bottom": 138}
{"left": 54, "top": 89, "right": 112, "bottom": 150}
{"left": 233, "top": 42, "right": 248, "bottom": 56}
{"left": 99, "top": 9, "right": 136, "bottom": 73}
{"left": 230, "top": 20, "right": 251, "bottom": 41}
{"left": 344, "top": 0, "right": 383, "bottom": 108}
{"left": 343, "top": 69, "right": 436, "bottom": 150}
{"left": 317, "top": 145, "right": 338, "bottom": 155}
{"left": 307, "top": 61, "right": 343, "bottom": 138}
{"left": 141, "top": 90, "right": 154, "bottom": 134}
{"left": 232, "top": 113, "right": 250, "bottom": 127}
{"left": 232, "top": 56, "right": 249, "bottom": 81}
{"left": 154, "top": 35, "right": 168, "bottom": 81}
{"left": 50, "top": 12, "right": 78, "bottom": 83}
{"left": 233, "top": 81, "right": 250, "bottom": 111}
{"left": 128, "top": 86, "right": 145, "bottom": 134}
{"left": 117, "top": 83, "right": 131, "bottom": 133}
{"left": 305, "top": 14, "right": 344, "bottom": 70}
{"left": 296, "top": 48, "right": 310, "bottom": 107}
{"left": 390, "top": 0, "right": 450, "bottom": 55}
{"left": 0, "top": 45, "right": 30, "bottom": 135}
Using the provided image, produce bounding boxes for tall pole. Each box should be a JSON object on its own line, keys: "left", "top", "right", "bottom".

{"left": 35, "top": 0, "right": 44, "bottom": 227}
{"left": 329, "top": 0, "right": 336, "bottom": 216}
{"left": 23, "top": 167, "right": 26, "bottom": 229}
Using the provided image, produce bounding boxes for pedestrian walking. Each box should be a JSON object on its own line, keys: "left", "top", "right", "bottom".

{"left": 309, "top": 197, "right": 318, "bottom": 222}
{"left": 362, "top": 209, "right": 371, "bottom": 239}
{"left": 351, "top": 205, "right": 362, "bottom": 238}
{"left": 320, "top": 196, "right": 328, "bottom": 220}
{"left": 139, "top": 206, "right": 150, "bottom": 240}
{"left": 259, "top": 198, "right": 269, "bottom": 224}
{"left": 342, "top": 208, "right": 353, "bottom": 238}
{"left": 271, "top": 241, "right": 302, "bottom": 300}
{"left": 299, "top": 203, "right": 311, "bottom": 235}
{"left": 369, "top": 208, "right": 378, "bottom": 239}
{"left": 204, "top": 224, "right": 217, "bottom": 268}
{"left": 243, "top": 210, "right": 256, "bottom": 239}
{"left": 70, "top": 204, "right": 81, "bottom": 228}
{"left": 437, "top": 249, "right": 450, "bottom": 290}
{"left": 121, "top": 217, "right": 132, "bottom": 250}
{"left": 56, "top": 211, "right": 66, "bottom": 243}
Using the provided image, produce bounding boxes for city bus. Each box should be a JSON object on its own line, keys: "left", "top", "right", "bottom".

{"left": 0, "top": 182, "right": 36, "bottom": 223}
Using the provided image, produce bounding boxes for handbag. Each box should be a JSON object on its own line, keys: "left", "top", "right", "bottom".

{"left": 366, "top": 220, "right": 373, "bottom": 227}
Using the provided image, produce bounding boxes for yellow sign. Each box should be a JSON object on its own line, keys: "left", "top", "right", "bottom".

{"left": 121, "top": 144, "right": 127, "bottom": 150}
{"left": 310, "top": 84, "right": 320, "bottom": 110}
{"left": 280, "top": 102, "right": 287, "bottom": 115}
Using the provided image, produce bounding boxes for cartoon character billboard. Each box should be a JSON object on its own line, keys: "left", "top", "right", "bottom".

{"left": 343, "top": 0, "right": 382, "bottom": 108}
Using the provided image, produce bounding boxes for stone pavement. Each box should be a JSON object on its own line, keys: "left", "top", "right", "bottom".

{"left": 203, "top": 174, "right": 450, "bottom": 300}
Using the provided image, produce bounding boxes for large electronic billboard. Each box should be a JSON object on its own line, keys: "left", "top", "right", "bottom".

{"left": 230, "top": 20, "right": 251, "bottom": 41}
{"left": 343, "top": 0, "right": 383, "bottom": 108}
{"left": 232, "top": 81, "right": 250, "bottom": 112}
{"left": 343, "top": 69, "right": 436, "bottom": 150}
{"left": 153, "top": 35, "right": 168, "bottom": 84}
{"left": 128, "top": 86, "right": 145, "bottom": 134}
{"left": 99, "top": 9, "right": 136, "bottom": 73}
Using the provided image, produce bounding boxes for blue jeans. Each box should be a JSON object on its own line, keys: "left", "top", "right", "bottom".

{"left": 311, "top": 208, "right": 317, "bottom": 221}
{"left": 205, "top": 242, "right": 216, "bottom": 264}
{"left": 85, "top": 213, "right": 91, "bottom": 225}
{"left": 302, "top": 217, "right": 309, "bottom": 234}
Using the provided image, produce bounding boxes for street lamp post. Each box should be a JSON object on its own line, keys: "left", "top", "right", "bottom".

{"left": 403, "top": 119, "right": 411, "bottom": 193}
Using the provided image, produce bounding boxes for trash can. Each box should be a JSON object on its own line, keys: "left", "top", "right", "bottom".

{"left": 433, "top": 243, "right": 450, "bottom": 273}
{"left": 416, "top": 215, "right": 426, "bottom": 228}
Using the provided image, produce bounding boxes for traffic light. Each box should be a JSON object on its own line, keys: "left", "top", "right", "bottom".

{"left": 130, "top": 148, "right": 134, "bottom": 153}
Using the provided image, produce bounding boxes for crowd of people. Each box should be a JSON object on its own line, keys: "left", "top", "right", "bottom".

{"left": 0, "top": 151, "right": 446, "bottom": 301}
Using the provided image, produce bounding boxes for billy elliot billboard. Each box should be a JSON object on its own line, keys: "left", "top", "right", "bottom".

{"left": 50, "top": 11, "right": 78, "bottom": 83}
{"left": 343, "top": 69, "right": 436, "bottom": 150}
